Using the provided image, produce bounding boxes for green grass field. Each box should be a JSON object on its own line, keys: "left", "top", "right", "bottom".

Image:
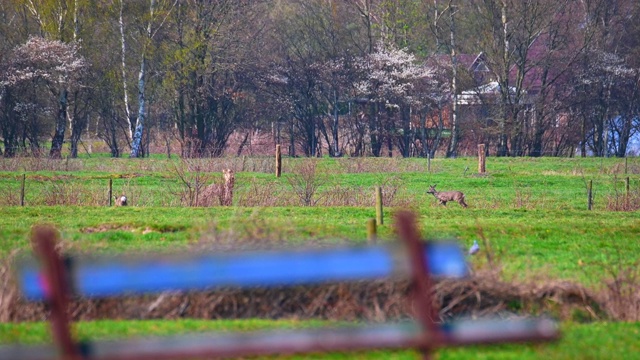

{"left": 1, "top": 156, "right": 639, "bottom": 283}
{"left": 1, "top": 155, "right": 639, "bottom": 358}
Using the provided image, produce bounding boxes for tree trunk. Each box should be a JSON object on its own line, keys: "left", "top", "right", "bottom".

{"left": 331, "top": 89, "right": 340, "bottom": 157}
{"left": 130, "top": 55, "right": 146, "bottom": 158}
{"left": 496, "top": 2, "right": 511, "bottom": 158}
{"left": 594, "top": 115, "right": 604, "bottom": 157}
{"left": 530, "top": 103, "right": 544, "bottom": 157}
{"left": 419, "top": 112, "right": 427, "bottom": 157}
{"left": 289, "top": 117, "right": 296, "bottom": 157}
{"left": 580, "top": 115, "right": 586, "bottom": 157}
{"left": 430, "top": 108, "right": 444, "bottom": 159}
{"left": 119, "top": 0, "right": 134, "bottom": 142}
{"left": 69, "top": 92, "right": 85, "bottom": 158}
{"left": 615, "top": 78, "right": 638, "bottom": 157}
{"left": 50, "top": 88, "right": 68, "bottom": 159}
{"left": 446, "top": 1, "right": 459, "bottom": 158}
{"left": 369, "top": 103, "right": 381, "bottom": 156}
{"left": 1, "top": 88, "right": 15, "bottom": 157}
{"left": 401, "top": 106, "right": 411, "bottom": 158}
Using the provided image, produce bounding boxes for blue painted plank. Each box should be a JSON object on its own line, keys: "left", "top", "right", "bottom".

{"left": 19, "top": 243, "right": 467, "bottom": 300}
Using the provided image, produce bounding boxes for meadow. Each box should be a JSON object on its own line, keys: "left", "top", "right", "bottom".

{"left": 0, "top": 155, "right": 639, "bottom": 358}
{"left": 1, "top": 155, "right": 638, "bottom": 283}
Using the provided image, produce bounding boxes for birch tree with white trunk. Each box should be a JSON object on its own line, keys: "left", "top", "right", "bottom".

{"left": 120, "top": 0, "right": 176, "bottom": 158}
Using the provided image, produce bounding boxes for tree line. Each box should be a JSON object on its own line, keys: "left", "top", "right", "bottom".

{"left": 0, "top": 0, "right": 639, "bottom": 159}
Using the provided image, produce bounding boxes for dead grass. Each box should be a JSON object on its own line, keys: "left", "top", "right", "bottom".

{"left": 583, "top": 250, "right": 640, "bottom": 322}
{"left": 236, "top": 178, "right": 293, "bottom": 207}
{"left": 2, "top": 271, "right": 616, "bottom": 323}
{"left": 0, "top": 182, "right": 20, "bottom": 206}
{"left": 286, "top": 159, "right": 330, "bottom": 206}
{"left": 0, "top": 156, "right": 83, "bottom": 172}
{"left": 336, "top": 157, "right": 435, "bottom": 174}
{"left": 604, "top": 176, "right": 640, "bottom": 211}
{"left": 166, "top": 159, "right": 217, "bottom": 207}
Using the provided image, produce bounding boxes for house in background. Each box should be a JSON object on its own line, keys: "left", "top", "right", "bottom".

{"left": 423, "top": 33, "right": 568, "bottom": 156}
{"left": 417, "top": 52, "right": 498, "bottom": 155}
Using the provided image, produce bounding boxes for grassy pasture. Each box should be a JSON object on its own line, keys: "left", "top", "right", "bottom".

{"left": 1, "top": 156, "right": 639, "bottom": 284}
{"left": 0, "top": 155, "right": 639, "bottom": 359}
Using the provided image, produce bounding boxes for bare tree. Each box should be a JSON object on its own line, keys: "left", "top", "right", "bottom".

{"left": 163, "top": 0, "right": 264, "bottom": 158}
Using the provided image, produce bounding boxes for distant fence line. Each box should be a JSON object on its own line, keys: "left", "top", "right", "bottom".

{"left": 2, "top": 172, "right": 639, "bottom": 212}
{"left": 1, "top": 173, "right": 412, "bottom": 209}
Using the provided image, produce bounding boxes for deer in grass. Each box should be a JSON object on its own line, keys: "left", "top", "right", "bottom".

{"left": 427, "top": 184, "right": 468, "bottom": 208}
{"left": 200, "top": 169, "right": 235, "bottom": 206}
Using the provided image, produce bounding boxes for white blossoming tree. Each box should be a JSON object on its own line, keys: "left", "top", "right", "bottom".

{"left": 0, "top": 37, "right": 86, "bottom": 158}
{"left": 354, "top": 42, "right": 436, "bottom": 157}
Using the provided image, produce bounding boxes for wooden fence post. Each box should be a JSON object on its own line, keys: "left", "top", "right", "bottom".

{"left": 20, "top": 174, "right": 26, "bottom": 206}
{"left": 275, "top": 144, "right": 282, "bottom": 178}
{"left": 587, "top": 180, "right": 593, "bottom": 210}
{"left": 108, "top": 178, "right": 113, "bottom": 207}
{"left": 625, "top": 157, "right": 628, "bottom": 175}
{"left": 626, "top": 176, "right": 630, "bottom": 210}
{"left": 367, "top": 218, "right": 377, "bottom": 244}
{"left": 478, "top": 144, "right": 486, "bottom": 174}
{"left": 375, "top": 186, "right": 384, "bottom": 225}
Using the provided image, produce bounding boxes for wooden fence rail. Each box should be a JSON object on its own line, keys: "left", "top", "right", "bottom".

{"left": 2, "top": 212, "right": 559, "bottom": 360}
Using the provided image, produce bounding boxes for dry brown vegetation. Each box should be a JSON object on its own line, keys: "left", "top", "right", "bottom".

{"left": 1, "top": 234, "right": 638, "bottom": 324}
{"left": 3, "top": 269, "right": 637, "bottom": 323}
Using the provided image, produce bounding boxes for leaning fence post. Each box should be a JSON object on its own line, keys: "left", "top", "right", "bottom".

{"left": 20, "top": 174, "right": 26, "bottom": 206}
{"left": 275, "top": 144, "right": 282, "bottom": 178}
{"left": 375, "top": 186, "right": 384, "bottom": 225}
{"left": 31, "top": 226, "right": 80, "bottom": 359}
{"left": 367, "top": 218, "right": 377, "bottom": 244}
{"left": 478, "top": 144, "right": 486, "bottom": 174}
{"left": 108, "top": 178, "right": 113, "bottom": 207}
{"left": 395, "top": 211, "right": 439, "bottom": 359}
{"left": 587, "top": 180, "right": 593, "bottom": 210}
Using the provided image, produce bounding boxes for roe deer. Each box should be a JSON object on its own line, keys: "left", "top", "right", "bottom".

{"left": 427, "top": 184, "right": 467, "bottom": 208}
{"left": 200, "top": 169, "right": 235, "bottom": 206}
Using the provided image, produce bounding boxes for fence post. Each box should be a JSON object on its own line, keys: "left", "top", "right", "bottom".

{"left": 375, "top": 186, "right": 384, "bottom": 226}
{"left": 626, "top": 176, "right": 630, "bottom": 210}
{"left": 367, "top": 218, "right": 377, "bottom": 244}
{"left": 31, "top": 227, "right": 80, "bottom": 359}
{"left": 108, "top": 178, "right": 113, "bottom": 207}
{"left": 478, "top": 144, "right": 487, "bottom": 174}
{"left": 20, "top": 174, "right": 26, "bottom": 206}
{"left": 478, "top": 144, "right": 486, "bottom": 174}
{"left": 625, "top": 157, "right": 628, "bottom": 175}
{"left": 275, "top": 144, "right": 282, "bottom": 178}
{"left": 587, "top": 180, "right": 593, "bottom": 210}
